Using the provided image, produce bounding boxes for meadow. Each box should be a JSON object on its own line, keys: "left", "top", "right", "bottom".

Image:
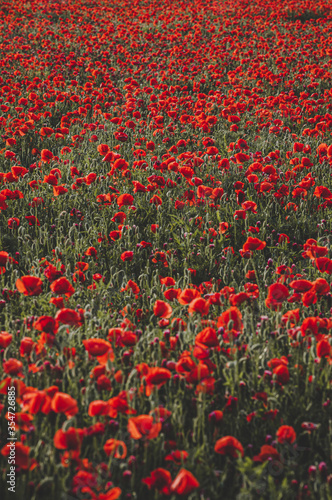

{"left": 0, "top": 0, "right": 331, "bottom": 498}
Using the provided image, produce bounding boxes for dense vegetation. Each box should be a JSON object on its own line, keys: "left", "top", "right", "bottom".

{"left": 0, "top": 0, "right": 331, "bottom": 498}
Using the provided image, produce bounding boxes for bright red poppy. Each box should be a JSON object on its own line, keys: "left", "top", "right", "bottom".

{"left": 170, "top": 469, "right": 200, "bottom": 496}
{"left": 16, "top": 276, "right": 43, "bottom": 296}
{"left": 128, "top": 415, "right": 161, "bottom": 440}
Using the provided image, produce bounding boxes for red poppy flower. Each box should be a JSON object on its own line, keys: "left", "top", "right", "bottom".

{"left": 88, "top": 400, "right": 110, "bottom": 417}
{"left": 16, "top": 276, "right": 43, "bottom": 296}
{"left": 117, "top": 193, "right": 134, "bottom": 207}
{"left": 234, "top": 209, "right": 247, "bottom": 220}
{"left": 301, "top": 317, "right": 324, "bottom": 337}
{"left": 0, "top": 251, "right": 18, "bottom": 274}
{"left": 317, "top": 338, "right": 332, "bottom": 358}
{"left": 242, "top": 237, "right": 266, "bottom": 252}
{"left": 1, "top": 442, "right": 36, "bottom": 470}
{"left": 165, "top": 450, "right": 189, "bottom": 464}
{"left": 104, "top": 439, "right": 127, "bottom": 459}
{"left": 278, "top": 233, "right": 290, "bottom": 244}
{"left": 109, "top": 230, "right": 122, "bottom": 241}
{"left": 195, "top": 327, "right": 219, "bottom": 347}
{"left": 49, "top": 297, "right": 64, "bottom": 309}
{"left": 150, "top": 195, "right": 162, "bottom": 206}
{"left": 253, "top": 445, "right": 280, "bottom": 462}
{"left": 20, "top": 337, "right": 35, "bottom": 356}
{"left": 3, "top": 358, "right": 24, "bottom": 376}
{"left": 144, "top": 367, "right": 172, "bottom": 396}
{"left": 0, "top": 331, "right": 12, "bottom": 348}
{"left": 276, "top": 425, "right": 296, "bottom": 444}
{"left": 142, "top": 468, "right": 171, "bottom": 494}
{"left": 208, "top": 410, "right": 224, "bottom": 424}
{"left": 188, "top": 297, "right": 210, "bottom": 315}
{"left": 289, "top": 280, "right": 313, "bottom": 292}
{"left": 169, "top": 469, "right": 199, "bottom": 496}
{"left": 128, "top": 415, "right": 161, "bottom": 440}
{"left": 53, "top": 185, "right": 68, "bottom": 196}
{"left": 40, "top": 149, "right": 54, "bottom": 162}
{"left": 146, "top": 141, "right": 155, "bottom": 152}
{"left": 268, "top": 356, "right": 288, "bottom": 370}
{"left": 111, "top": 212, "right": 126, "bottom": 224}
{"left": 51, "top": 392, "right": 78, "bottom": 417}
{"left": 214, "top": 436, "right": 244, "bottom": 458}
{"left": 153, "top": 300, "right": 172, "bottom": 318}
{"left": 164, "top": 288, "right": 181, "bottom": 301}
{"left": 108, "top": 391, "right": 136, "bottom": 418}
{"left": 315, "top": 257, "right": 332, "bottom": 275}
{"left": 54, "top": 427, "right": 85, "bottom": 451}
{"left": 55, "top": 309, "right": 83, "bottom": 327}
{"left": 22, "top": 390, "right": 52, "bottom": 415}
{"left": 281, "top": 309, "right": 300, "bottom": 326}
{"left": 44, "top": 174, "right": 58, "bottom": 186}
{"left": 120, "top": 251, "right": 134, "bottom": 262}
{"left": 50, "top": 277, "right": 75, "bottom": 297}
{"left": 265, "top": 283, "right": 289, "bottom": 310}
{"left": 312, "top": 278, "right": 329, "bottom": 295}
{"left": 83, "top": 339, "right": 112, "bottom": 356}
{"left": 178, "top": 288, "right": 201, "bottom": 305}
{"left": 97, "top": 488, "right": 122, "bottom": 500}
{"left": 33, "top": 316, "right": 58, "bottom": 335}
{"left": 273, "top": 364, "right": 290, "bottom": 384}
{"left": 218, "top": 307, "right": 243, "bottom": 333}
{"left": 314, "top": 186, "right": 332, "bottom": 199}
{"left": 302, "top": 289, "right": 317, "bottom": 307}
{"left": 8, "top": 217, "right": 20, "bottom": 229}
{"left": 97, "top": 144, "right": 110, "bottom": 156}
{"left": 5, "top": 411, "right": 33, "bottom": 431}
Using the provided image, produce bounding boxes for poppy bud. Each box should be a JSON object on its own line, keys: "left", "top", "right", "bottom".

{"left": 123, "top": 471, "right": 132, "bottom": 482}
{"left": 265, "top": 435, "right": 272, "bottom": 444}
{"left": 308, "top": 466, "right": 316, "bottom": 478}
{"left": 319, "top": 462, "right": 327, "bottom": 480}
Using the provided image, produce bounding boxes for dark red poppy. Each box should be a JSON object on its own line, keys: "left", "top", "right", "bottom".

{"left": 315, "top": 257, "right": 332, "bottom": 275}
{"left": 242, "top": 237, "right": 266, "bottom": 251}
{"left": 40, "top": 149, "right": 54, "bottom": 162}
{"left": 142, "top": 468, "right": 171, "bottom": 494}
{"left": 54, "top": 427, "right": 85, "bottom": 451}
{"left": 34, "top": 316, "right": 58, "bottom": 335}
{"left": 1, "top": 442, "right": 36, "bottom": 470}
{"left": 253, "top": 445, "right": 280, "bottom": 462}
{"left": 214, "top": 436, "right": 244, "bottom": 457}
{"left": 265, "top": 283, "right": 289, "bottom": 310}
{"left": 144, "top": 367, "right": 172, "bottom": 396}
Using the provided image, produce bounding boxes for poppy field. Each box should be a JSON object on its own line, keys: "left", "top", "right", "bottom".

{"left": 0, "top": 0, "right": 332, "bottom": 498}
